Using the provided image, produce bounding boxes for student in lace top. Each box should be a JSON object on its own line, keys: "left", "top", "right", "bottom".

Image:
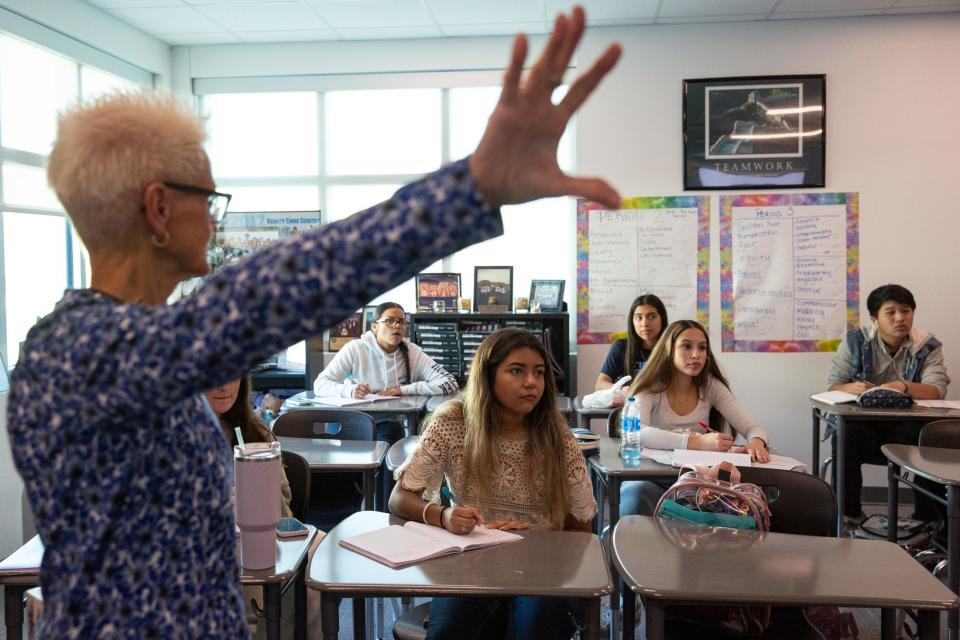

{"left": 390, "top": 327, "right": 596, "bottom": 639}
{"left": 620, "top": 320, "right": 771, "bottom": 516}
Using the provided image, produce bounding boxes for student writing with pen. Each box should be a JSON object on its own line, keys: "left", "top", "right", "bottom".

{"left": 617, "top": 320, "right": 771, "bottom": 517}
{"left": 389, "top": 328, "right": 596, "bottom": 639}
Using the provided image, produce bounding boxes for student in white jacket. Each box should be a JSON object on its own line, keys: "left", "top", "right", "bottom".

{"left": 314, "top": 302, "right": 458, "bottom": 442}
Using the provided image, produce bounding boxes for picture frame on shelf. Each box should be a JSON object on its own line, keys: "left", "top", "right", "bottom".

{"left": 328, "top": 312, "right": 362, "bottom": 352}
{"left": 529, "top": 279, "right": 566, "bottom": 312}
{"left": 361, "top": 305, "right": 378, "bottom": 333}
{"left": 474, "top": 266, "right": 513, "bottom": 312}
{"left": 415, "top": 273, "right": 461, "bottom": 312}
{"left": 683, "top": 74, "right": 826, "bottom": 190}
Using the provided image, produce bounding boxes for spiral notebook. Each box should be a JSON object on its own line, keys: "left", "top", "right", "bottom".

{"left": 339, "top": 521, "right": 522, "bottom": 568}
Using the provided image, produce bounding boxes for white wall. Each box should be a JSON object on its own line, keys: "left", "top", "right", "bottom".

{"left": 576, "top": 14, "right": 960, "bottom": 476}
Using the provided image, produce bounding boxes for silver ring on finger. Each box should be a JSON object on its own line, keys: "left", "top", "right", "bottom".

{"left": 460, "top": 526, "right": 465, "bottom": 534}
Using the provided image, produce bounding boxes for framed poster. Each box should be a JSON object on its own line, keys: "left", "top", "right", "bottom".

{"left": 474, "top": 266, "right": 513, "bottom": 312}
{"left": 328, "top": 313, "right": 362, "bottom": 352}
{"left": 415, "top": 273, "right": 461, "bottom": 312}
{"left": 361, "top": 305, "right": 378, "bottom": 333}
{"left": 529, "top": 280, "right": 565, "bottom": 312}
{"left": 683, "top": 75, "right": 826, "bottom": 190}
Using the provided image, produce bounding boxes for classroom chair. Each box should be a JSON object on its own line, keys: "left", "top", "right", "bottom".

{"left": 272, "top": 408, "right": 375, "bottom": 440}
{"left": 918, "top": 419, "right": 960, "bottom": 449}
{"left": 280, "top": 450, "right": 311, "bottom": 523}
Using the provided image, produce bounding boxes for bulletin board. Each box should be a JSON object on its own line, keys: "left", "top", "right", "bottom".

{"left": 577, "top": 196, "right": 710, "bottom": 344}
{"left": 719, "top": 192, "right": 859, "bottom": 352}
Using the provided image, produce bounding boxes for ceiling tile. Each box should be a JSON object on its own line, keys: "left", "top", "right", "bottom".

{"left": 588, "top": 17, "right": 656, "bottom": 26}
{"left": 157, "top": 31, "right": 244, "bottom": 44}
{"left": 890, "top": 0, "right": 960, "bottom": 6}
{"left": 87, "top": 0, "right": 183, "bottom": 7}
{"left": 335, "top": 25, "right": 445, "bottom": 39}
{"left": 425, "top": 0, "right": 544, "bottom": 25}
{"left": 659, "top": 0, "right": 778, "bottom": 18}
{"left": 305, "top": 0, "right": 437, "bottom": 28}
{"left": 886, "top": 4, "right": 960, "bottom": 11}
{"left": 194, "top": 2, "right": 330, "bottom": 30}
{"left": 657, "top": 14, "right": 769, "bottom": 23}
{"left": 771, "top": 9, "right": 892, "bottom": 18}
{"left": 440, "top": 21, "right": 547, "bottom": 37}
{"left": 184, "top": 0, "right": 294, "bottom": 4}
{"left": 109, "top": 6, "right": 228, "bottom": 33}
{"left": 545, "top": 0, "right": 659, "bottom": 20}
{"left": 237, "top": 28, "right": 341, "bottom": 41}
{"left": 774, "top": 0, "right": 895, "bottom": 11}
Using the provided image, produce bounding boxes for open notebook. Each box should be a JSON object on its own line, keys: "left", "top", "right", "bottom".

{"left": 810, "top": 390, "right": 858, "bottom": 405}
{"left": 339, "top": 521, "right": 522, "bottom": 568}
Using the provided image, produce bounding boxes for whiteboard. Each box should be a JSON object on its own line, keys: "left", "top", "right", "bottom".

{"left": 577, "top": 196, "right": 709, "bottom": 344}
{"left": 719, "top": 193, "right": 859, "bottom": 352}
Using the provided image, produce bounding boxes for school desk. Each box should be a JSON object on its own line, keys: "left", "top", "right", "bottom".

{"left": 281, "top": 391, "right": 431, "bottom": 435}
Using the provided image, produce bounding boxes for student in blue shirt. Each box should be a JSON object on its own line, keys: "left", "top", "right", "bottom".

{"left": 595, "top": 294, "right": 668, "bottom": 390}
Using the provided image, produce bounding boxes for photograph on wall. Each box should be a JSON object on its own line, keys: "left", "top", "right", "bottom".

{"left": 529, "top": 280, "right": 565, "bottom": 312}
{"left": 328, "top": 312, "right": 362, "bottom": 352}
{"left": 683, "top": 75, "right": 825, "bottom": 190}
{"left": 361, "top": 305, "right": 378, "bottom": 333}
{"left": 212, "top": 211, "right": 322, "bottom": 267}
{"left": 415, "top": 273, "right": 461, "bottom": 311}
{"left": 474, "top": 266, "right": 513, "bottom": 311}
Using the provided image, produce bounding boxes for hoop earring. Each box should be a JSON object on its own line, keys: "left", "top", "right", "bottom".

{"left": 151, "top": 229, "right": 170, "bottom": 248}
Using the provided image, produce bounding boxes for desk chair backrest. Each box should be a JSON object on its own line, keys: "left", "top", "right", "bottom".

{"left": 386, "top": 436, "right": 421, "bottom": 473}
{"left": 281, "top": 450, "right": 311, "bottom": 522}
{"left": 919, "top": 419, "right": 960, "bottom": 449}
{"left": 272, "top": 409, "right": 375, "bottom": 440}
{"left": 737, "top": 467, "right": 837, "bottom": 537}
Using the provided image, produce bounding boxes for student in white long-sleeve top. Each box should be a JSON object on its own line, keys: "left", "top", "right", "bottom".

{"left": 314, "top": 301, "right": 458, "bottom": 443}
{"left": 618, "top": 319, "right": 771, "bottom": 516}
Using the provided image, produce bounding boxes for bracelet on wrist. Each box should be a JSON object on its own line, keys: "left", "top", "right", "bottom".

{"left": 902, "top": 379, "right": 910, "bottom": 394}
{"left": 421, "top": 501, "right": 432, "bottom": 525}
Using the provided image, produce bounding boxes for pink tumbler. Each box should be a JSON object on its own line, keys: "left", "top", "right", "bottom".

{"left": 234, "top": 441, "right": 281, "bottom": 570}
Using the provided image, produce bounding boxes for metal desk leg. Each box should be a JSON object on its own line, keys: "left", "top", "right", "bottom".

{"left": 948, "top": 485, "right": 959, "bottom": 640}
{"left": 263, "top": 583, "right": 281, "bottom": 640}
{"left": 918, "top": 609, "right": 940, "bottom": 640}
{"left": 583, "top": 597, "right": 600, "bottom": 640}
{"left": 352, "top": 597, "right": 367, "bottom": 640}
{"left": 887, "top": 462, "right": 900, "bottom": 543}
{"left": 880, "top": 608, "right": 896, "bottom": 640}
{"left": 812, "top": 406, "right": 821, "bottom": 476}
{"left": 363, "top": 470, "right": 374, "bottom": 511}
{"left": 408, "top": 412, "right": 420, "bottom": 436}
{"left": 835, "top": 414, "right": 847, "bottom": 536}
{"left": 4, "top": 585, "right": 26, "bottom": 640}
{"left": 643, "top": 599, "right": 665, "bottom": 640}
{"left": 609, "top": 477, "right": 622, "bottom": 640}
{"left": 622, "top": 588, "right": 636, "bottom": 640}
{"left": 321, "top": 594, "right": 340, "bottom": 640}
{"left": 294, "top": 569, "right": 307, "bottom": 640}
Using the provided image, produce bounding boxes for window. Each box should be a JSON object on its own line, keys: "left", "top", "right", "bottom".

{"left": 0, "top": 34, "right": 149, "bottom": 364}
{"left": 202, "top": 79, "right": 575, "bottom": 358}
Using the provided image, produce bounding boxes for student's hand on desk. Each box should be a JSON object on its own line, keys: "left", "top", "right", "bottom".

{"left": 442, "top": 505, "right": 485, "bottom": 535}
{"left": 690, "top": 432, "right": 734, "bottom": 451}
{"left": 485, "top": 520, "right": 530, "bottom": 531}
{"left": 840, "top": 381, "right": 875, "bottom": 394}
{"left": 733, "top": 438, "right": 770, "bottom": 463}
{"left": 379, "top": 387, "right": 402, "bottom": 397}
{"left": 353, "top": 384, "right": 371, "bottom": 398}
{"left": 469, "top": 6, "right": 622, "bottom": 210}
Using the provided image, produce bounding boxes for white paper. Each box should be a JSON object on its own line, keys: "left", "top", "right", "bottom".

{"left": 731, "top": 203, "right": 848, "bottom": 342}
{"left": 298, "top": 395, "right": 392, "bottom": 407}
{"left": 755, "top": 455, "right": 807, "bottom": 472}
{"left": 810, "top": 390, "right": 858, "bottom": 405}
{"left": 640, "top": 447, "right": 674, "bottom": 465}
{"left": 587, "top": 207, "right": 699, "bottom": 333}
{"left": 915, "top": 399, "right": 960, "bottom": 410}
{"left": 671, "top": 449, "right": 753, "bottom": 468}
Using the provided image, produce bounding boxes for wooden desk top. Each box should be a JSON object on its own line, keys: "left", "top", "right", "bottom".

{"left": 277, "top": 437, "right": 387, "bottom": 470}
{"left": 0, "top": 527, "right": 319, "bottom": 587}
{"left": 612, "top": 516, "right": 958, "bottom": 610}
{"left": 282, "top": 392, "right": 430, "bottom": 414}
{"left": 810, "top": 396, "right": 960, "bottom": 420}
{"left": 307, "top": 511, "right": 611, "bottom": 598}
{"left": 587, "top": 437, "right": 678, "bottom": 480}
{"left": 882, "top": 443, "right": 960, "bottom": 486}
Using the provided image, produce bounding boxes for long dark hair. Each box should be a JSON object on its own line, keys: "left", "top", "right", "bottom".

{"left": 461, "top": 327, "right": 569, "bottom": 526}
{"left": 623, "top": 294, "right": 668, "bottom": 377}
{"left": 218, "top": 377, "right": 275, "bottom": 446}
{"left": 372, "top": 301, "right": 410, "bottom": 385}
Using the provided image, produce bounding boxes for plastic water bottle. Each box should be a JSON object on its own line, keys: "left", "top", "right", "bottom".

{"left": 619, "top": 397, "right": 642, "bottom": 461}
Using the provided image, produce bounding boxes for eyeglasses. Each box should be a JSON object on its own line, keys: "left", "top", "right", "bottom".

{"left": 164, "top": 182, "right": 232, "bottom": 223}
{"left": 376, "top": 318, "right": 407, "bottom": 328}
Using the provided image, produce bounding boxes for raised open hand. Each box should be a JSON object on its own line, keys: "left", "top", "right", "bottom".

{"left": 469, "top": 6, "right": 622, "bottom": 210}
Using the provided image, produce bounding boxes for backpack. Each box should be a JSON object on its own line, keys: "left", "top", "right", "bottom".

{"left": 655, "top": 461, "right": 772, "bottom": 637}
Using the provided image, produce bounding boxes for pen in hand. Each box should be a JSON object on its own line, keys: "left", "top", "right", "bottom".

{"left": 439, "top": 486, "right": 484, "bottom": 535}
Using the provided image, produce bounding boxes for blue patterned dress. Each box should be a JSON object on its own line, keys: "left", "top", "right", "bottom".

{"left": 8, "top": 159, "right": 502, "bottom": 638}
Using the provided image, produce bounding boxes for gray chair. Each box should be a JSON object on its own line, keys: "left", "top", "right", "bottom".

{"left": 919, "top": 419, "right": 960, "bottom": 449}
{"left": 737, "top": 467, "right": 838, "bottom": 537}
{"left": 272, "top": 408, "right": 375, "bottom": 440}
{"left": 280, "top": 449, "right": 311, "bottom": 523}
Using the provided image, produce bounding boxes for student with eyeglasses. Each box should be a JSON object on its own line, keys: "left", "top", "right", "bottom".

{"left": 314, "top": 302, "right": 459, "bottom": 442}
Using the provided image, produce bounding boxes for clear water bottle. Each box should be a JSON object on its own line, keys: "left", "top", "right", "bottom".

{"left": 619, "top": 396, "right": 642, "bottom": 461}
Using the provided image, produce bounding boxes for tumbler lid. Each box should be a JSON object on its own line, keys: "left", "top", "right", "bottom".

{"left": 234, "top": 441, "right": 281, "bottom": 462}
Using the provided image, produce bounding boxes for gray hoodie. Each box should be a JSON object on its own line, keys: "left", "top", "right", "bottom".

{"left": 314, "top": 331, "right": 458, "bottom": 397}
